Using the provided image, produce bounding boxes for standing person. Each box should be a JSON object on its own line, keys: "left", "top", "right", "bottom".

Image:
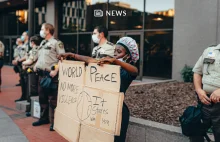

{"left": 192, "top": 44, "right": 220, "bottom": 142}
{"left": 92, "top": 25, "right": 115, "bottom": 58}
{"left": 13, "top": 37, "right": 28, "bottom": 102}
{"left": 32, "top": 23, "right": 65, "bottom": 131}
{"left": 0, "top": 40, "right": 5, "bottom": 92}
{"left": 22, "top": 36, "right": 41, "bottom": 117}
{"left": 58, "top": 37, "right": 139, "bottom": 142}
{"left": 13, "top": 38, "right": 23, "bottom": 86}
{"left": 21, "top": 31, "right": 29, "bottom": 52}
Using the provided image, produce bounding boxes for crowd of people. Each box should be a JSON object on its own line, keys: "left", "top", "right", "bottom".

{"left": 4, "top": 23, "right": 140, "bottom": 142}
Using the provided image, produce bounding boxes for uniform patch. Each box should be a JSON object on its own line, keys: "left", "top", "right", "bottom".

{"left": 208, "top": 52, "right": 215, "bottom": 58}
{"left": 58, "top": 42, "right": 64, "bottom": 49}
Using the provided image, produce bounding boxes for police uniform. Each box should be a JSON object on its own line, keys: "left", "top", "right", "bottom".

{"left": 24, "top": 46, "right": 39, "bottom": 113}
{"left": 92, "top": 41, "right": 115, "bottom": 59}
{"left": 0, "top": 41, "right": 4, "bottom": 86}
{"left": 34, "top": 37, "right": 65, "bottom": 127}
{"left": 15, "top": 44, "right": 27, "bottom": 101}
{"left": 192, "top": 44, "right": 220, "bottom": 142}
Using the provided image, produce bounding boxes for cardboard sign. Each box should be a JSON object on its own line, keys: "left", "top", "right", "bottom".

{"left": 33, "top": 101, "right": 40, "bottom": 118}
{"left": 54, "top": 61, "right": 124, "bottom": 142}
{"left": 85, "top": 63, "right": 121, "bottom": 92}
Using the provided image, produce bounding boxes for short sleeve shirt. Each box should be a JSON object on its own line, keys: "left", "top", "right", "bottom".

{"left": 0, "top": 41, "right": 5, "bottom": 57}
{"left": 92, "top": 41, "right": 115, "bottom": 59}
{"left": 35, "top": 37, "right": 65, "bottom": 71}
{"left": 193, "top": 44, "right": 220, "bottom": 93}
{"left": 120, "top": 68, "right": 137, "bottom": 94}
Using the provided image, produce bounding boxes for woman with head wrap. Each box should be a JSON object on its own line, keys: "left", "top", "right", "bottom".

{"left": 57, "top": 37, "right": 139, "bottom": 142}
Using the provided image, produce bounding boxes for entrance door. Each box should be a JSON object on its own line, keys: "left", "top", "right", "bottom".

{"left": 2, "top": 37, "right": 17, "bottom": 65}
{"left": 125, "top": 32, "right": 144, "bottom": 80}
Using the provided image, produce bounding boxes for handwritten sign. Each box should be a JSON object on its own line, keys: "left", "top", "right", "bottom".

{"left": 80, "top": 87, "right": 123, "bottom": 135}
{"left": 54, "top": 61, "right": 124, "bottom": 142}
{"left": 79, "top": 125, "right": 114, "bottom": 142}
{"left": 59, "top": 60, "right": 85, "bottom": 85}
{"left": 85, "top": 63, "right": 121, "bottom": 92}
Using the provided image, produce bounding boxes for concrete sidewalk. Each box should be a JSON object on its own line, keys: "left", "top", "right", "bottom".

{"left": 0, "top": 66, "right": 67, "bottom": 142}
{"left": 0, "top": 108, "right": 28, "bottom": 142}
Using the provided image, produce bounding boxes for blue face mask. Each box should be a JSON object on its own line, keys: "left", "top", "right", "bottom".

{"left": 21, "top": 36, "right": 25, "bottom": 41}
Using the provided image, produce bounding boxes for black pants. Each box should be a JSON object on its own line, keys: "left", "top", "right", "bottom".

{"left": 114, "top": 103, "right": 130, "bottom": 142}
{"left": 38, "top": 75, "right": 58, "bottom": 124}
{"left": 20, "top": 69, "right": 27, "bottom": 100}
{"left": 26, "top": 73, "right": 39, "bottom": 112}
{"left": 190, "top": 103, "right": 220, "bottom": 142}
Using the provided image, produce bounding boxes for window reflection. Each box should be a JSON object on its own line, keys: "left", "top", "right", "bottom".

{"left": 78, "top": 34, "right": 92, "bottom": 56}
{"left": 145, "top": 0, "right": 174, "bottom": 29}
{"left": 59, "top": 35, "right": 77, "bottom": 53}
{"left": 143, "top": 31, "right": 173, "bottom": 78}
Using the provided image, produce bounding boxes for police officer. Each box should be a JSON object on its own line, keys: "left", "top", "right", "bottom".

{"left": 192, "top": 44, "right": 220, "bottom": 142}
{"left": 13, "top": 38, "right": 28, "bottom": 102}
{"left": 32, "top": 23, "right": 65, "bottom": 131}
{"left": 0, "top": 40, "right": 4, "bottom": 92}
{"left": 21, "top": 31, "right": 29, "bottom": 52}
{"left": 13, "top": 38, "right": 23, "bottom": 86}
{"left": 22, "top": 36, "right": 41, "bottom": 117}
{"left": 92, "top": 25, "right": 115, "bottom": 59}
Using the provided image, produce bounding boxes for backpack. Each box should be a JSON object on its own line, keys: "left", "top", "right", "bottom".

{"left": 179, "top": 104, "right": 211, "bottom": 142}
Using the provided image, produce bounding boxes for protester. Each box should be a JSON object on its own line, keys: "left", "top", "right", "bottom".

{"left": 57, "top": 37, "right": 139, "bottom": 142}
{"left": 32, "top": 23, "right": 65, "bottom": 131}
{"left": 22, "top": 36, "right": 41, "bottom": 117}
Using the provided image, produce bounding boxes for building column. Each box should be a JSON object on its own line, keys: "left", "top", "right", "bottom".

{"left": 28, "top": 0, "right": 35, "bottom": 38}
{"left": 46, "top": 0, "right": 60, "bottom": 38}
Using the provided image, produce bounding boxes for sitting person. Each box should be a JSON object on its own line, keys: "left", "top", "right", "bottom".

{"left": 58, "top": 37, "right": 139, "bottom": 142}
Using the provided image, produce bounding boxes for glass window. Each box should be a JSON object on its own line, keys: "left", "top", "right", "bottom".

{"left": 72, "top": 8, "right": 75, "bottom": 17}
{"left": 108, "top": 0, "right": 144, "bottom": 31}
{"left": 61, "top": 0, "right": 79, "bottom": 33}
{"left": 35, "top": 5, "right": 47, "bottom": 34}
{"left": 78, "top": 34, "right": 92, "bottom": 56}
{"left": 143, "top": 31, "right": 173, "bottom": 78}
{"left": 67, "top": 8, "right": 70, "bottom": 16}
{"left": 145, "top": 0, "right": 174, "bottom": 29}
{"left": 59, "top": 35, "right": 77, "bottom": 53}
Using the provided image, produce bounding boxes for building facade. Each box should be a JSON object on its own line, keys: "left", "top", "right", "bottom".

{"left": 0, "top": 0, "right": 174, "bottom": 81}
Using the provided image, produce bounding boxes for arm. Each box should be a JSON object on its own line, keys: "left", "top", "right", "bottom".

{"left": 22, "top": 59, "right": 34, "bottom": 66}
{"left": 98, "top": 57, "right": 138, "bottom": 76}
{"left": 193, "top": 73, "right": 203, "bottom": 93}
{"left": 18, "top": 57, "right": 26, "bottom": 62}
{"left": 58, "top": 52, "right": 98, "bottom": 64}
{"left": 114, "top": 59, "right": 138, "bottom": 76}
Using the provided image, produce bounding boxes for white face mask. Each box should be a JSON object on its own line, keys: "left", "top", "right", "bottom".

{"left": 21, "top": 36, "right": 25, "bottom": 41}
{"left": 92, "top": 34, "right": 100, "bottom": 44}
{"left": 40, "top": 30, "right": 46, "bottom": 38}
{"left": 29, "top": 42, "right": 32, "bottom": 48}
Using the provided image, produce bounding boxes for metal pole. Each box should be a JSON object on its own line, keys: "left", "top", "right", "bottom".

{"left": 28, "top": 0, "right": 35, "bottom": 43}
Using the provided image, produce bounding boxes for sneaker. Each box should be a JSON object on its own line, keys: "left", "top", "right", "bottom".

{"left": 15, "top": 98, "right": 25, "bottom": 102}
{"left": 26, "top": 112, "right": 31, "bottom": 117}
{"left": 50, "top": 124, "right": 55, "bottom": 131}
{"left": 32, "top": 119, "right": 50, "bottom": 126}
